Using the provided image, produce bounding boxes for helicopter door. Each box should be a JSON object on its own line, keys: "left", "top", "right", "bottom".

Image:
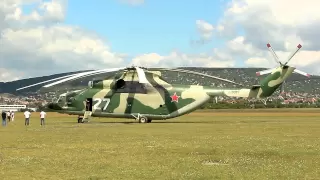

{"left": 85, "top": 98, "right": 93, "bottom": 111}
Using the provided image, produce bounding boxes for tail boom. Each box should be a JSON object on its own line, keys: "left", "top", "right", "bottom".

{"left": 205, "top": 66, "right": 295, "bottom": 99}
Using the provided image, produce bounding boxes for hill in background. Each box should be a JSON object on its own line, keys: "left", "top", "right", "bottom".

{"left": 0, "top": 67, "right": 319, "bottom": 96}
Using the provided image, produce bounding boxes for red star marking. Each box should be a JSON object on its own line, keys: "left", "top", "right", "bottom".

{"left": 170, "top": 92, "right": 180, "bottom": 102}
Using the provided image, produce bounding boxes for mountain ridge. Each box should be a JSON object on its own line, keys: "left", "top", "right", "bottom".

{"left": 1, "top": 67, "right": 319, "bottom": 95}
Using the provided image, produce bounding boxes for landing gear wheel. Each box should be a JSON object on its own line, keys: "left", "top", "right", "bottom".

{"left": 139, "top": 116, "right": 148, "bottom": 123}
{"left": 77, "top": 116, "right": 84, "bottom": 123}
{"left": 147, "top": 119, "right": 152, "bottom": 123}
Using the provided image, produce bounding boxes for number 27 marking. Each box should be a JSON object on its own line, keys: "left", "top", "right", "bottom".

{"left": 93, "top": 98, "right": 110, "bottom": 110}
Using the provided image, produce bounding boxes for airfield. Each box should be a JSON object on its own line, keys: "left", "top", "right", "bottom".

{"left": 1, "top": 108, "right": 320, "bottom": 180}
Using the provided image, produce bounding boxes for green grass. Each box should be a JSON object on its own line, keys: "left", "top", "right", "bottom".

{"left": 1, "top": 109, "right": 320, "bottom": 180}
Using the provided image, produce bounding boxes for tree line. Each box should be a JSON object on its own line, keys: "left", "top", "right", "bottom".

{"left": 200, "top": 101, "right": 320, "bottom": 109}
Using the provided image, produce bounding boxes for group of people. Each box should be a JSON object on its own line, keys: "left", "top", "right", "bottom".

{"left": 1, "top": 110, "right": 46, "bottom": 127}
{"left": 1, "top": 110, "right": 14, "bottom": 126}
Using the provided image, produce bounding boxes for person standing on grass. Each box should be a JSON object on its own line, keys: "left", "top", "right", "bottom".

{"left": 24, "top": 110, "right": 31, "bottom": 126}
{"left": 10, "top": 111, "right": 14, "bottom": 121}
{"left": 6, "top": 111, "right": 11, "bottom": 122}
{"left": 40, "top": 110, "right": 46, "bottom": 126}
{"left": 2, "top": 110, "right": 6, "bottom": 126}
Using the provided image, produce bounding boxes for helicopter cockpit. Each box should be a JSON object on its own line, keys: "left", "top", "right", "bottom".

{"left": 55, "top": 90, "right": 81, "bottom": 108}
{"left": 55, "top": 93, "right": 66, "bottom": 104}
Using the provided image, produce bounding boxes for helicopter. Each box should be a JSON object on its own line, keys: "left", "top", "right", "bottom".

{"left": 16, "top": 43, "right": 309, "bottom": 123}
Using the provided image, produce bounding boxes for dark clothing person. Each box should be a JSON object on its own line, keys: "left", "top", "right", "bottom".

{"left": 7, "top": 112, "right": 11, "bottom": 122}
{"left": 25, "top": 118, "right": 30, "bottom": 126}
{"left": 86, "top": 100, "right": 91, "bottom": 111}
{"left": 1, "top": 111, "right": 6, "bottom": 126}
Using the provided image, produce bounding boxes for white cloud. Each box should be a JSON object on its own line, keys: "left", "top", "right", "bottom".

{"left": 196, "top": 20, "right": 214, "bottom": 40}
{"left": 214, "top": 0, "right": 320, "bottom": 75}
{"left": 131, "top": 50, "right": 235, "bottom": 68}
{"left": 0, "top": 0, "right": 236, "bottom": 82}
{"left": 2, "top": 0, "right": 320, "bottom": 83}
{"left": 0, "top": 0, "right": 126, "bottom": 81}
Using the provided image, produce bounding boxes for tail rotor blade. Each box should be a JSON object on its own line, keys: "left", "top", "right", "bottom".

{"left": 284, "top": 44, "right": 302, "bottom": 65}
{"left": 267, "top": 43, "right": 282, "bottom": 65}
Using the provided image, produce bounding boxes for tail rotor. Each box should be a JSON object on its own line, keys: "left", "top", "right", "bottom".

{"left": 256, "top": 43, "right": 311, "bottom": 93}
{"left": 256, "top": 43, "right": 310, "bottom": 77}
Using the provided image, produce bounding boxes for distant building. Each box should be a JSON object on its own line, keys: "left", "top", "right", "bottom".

{"left": 0, "top": 104, "right": 26, "bottom": 111}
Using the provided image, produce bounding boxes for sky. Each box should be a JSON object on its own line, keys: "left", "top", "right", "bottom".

{"left": 1, "top": 0, "right": 320, "bottom": 81}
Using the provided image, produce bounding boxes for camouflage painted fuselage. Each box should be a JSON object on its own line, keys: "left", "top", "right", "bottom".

{"left": 50, "top": 66, "right": 295, "bottom": 120}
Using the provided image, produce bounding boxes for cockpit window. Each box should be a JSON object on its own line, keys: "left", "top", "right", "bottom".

{"left": 57, "top": 95, "right": 65, "bottom": 103}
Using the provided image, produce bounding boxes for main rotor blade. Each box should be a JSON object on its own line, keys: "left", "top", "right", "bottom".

{"left": 43, "top": 67, "right": 126, "bottom": 88}
{"left": 157, "top": 68, "right": 243, "bottom": 86}
{"left": 134, "top": 67, "right": 150, "bottom": 84}
{"left": 293, "top": 69, "right": 311, "bottom": 77}
{"left": 16, "top": 73, "right": 81, "bottom": 91}
{"left": 284, "top": 44, "right": 302, "bottom": 65}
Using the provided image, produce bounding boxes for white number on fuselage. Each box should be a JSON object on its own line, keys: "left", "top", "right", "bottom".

{"left": 93, "top": 98, "right": 110, "bottom": 110}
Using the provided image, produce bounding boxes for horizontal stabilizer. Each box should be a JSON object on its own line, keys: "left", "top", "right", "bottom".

{"left": 251, "top": 85, "right": 261, "bottom": 90}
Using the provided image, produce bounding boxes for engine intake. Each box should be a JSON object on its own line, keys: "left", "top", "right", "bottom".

{"left": 88, "top": 81, "right": 93, "bottom": 88}
{"left": 115, "top": 79, "right": 125, "bottom": 89}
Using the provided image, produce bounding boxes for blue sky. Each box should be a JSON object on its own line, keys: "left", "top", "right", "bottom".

{"left": 62, "top": 0, "right": 228, "bottom": 57}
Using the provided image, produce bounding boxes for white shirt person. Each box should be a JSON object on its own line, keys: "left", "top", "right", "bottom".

{"left": 10, "top": 111, "right": 14, "bottom": 121}
{"left": 40, "top": 111, "right": 46, "bottom": 126}
{"left": 24, "top": 110, "right": 31, "bottom": 126}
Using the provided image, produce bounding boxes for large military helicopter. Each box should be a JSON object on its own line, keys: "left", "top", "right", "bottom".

{"left": 17, "top": 43, "right": 309, "bottom": 123}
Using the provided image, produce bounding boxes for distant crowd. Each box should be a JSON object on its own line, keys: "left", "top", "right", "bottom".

{"left": 1, "top": 110, "right": 46, "bottom": 127}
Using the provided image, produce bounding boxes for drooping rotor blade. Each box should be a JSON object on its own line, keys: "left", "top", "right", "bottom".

{"left": 157, "top": 68, "right": 243, "bottom": 86}
{"left": 134, "top": 66, "right": 150, "bottom": 84}
{"left": 267, "top": 43, "right": 282, "bottom": 65}
{"left": 284, "top": 44, "right": 302, "bottom": 65}
{"left": 256, "top": 68, "right": 274, "bottom": 76}
{"left": 293, "top": 69, "right": 311, "bottom": 77}
{"left": 43, "top": 67, "right": 126, "bottom": 88}
{"left": 16, "top": 73, "right": 80, "bottom": 91}
{"left": 16, "top": 68, "right": 126, "bottom": 91}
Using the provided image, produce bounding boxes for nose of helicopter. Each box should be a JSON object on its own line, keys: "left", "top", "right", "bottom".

{"left": 46, "top": 102, "right": 64, "bottom": 110}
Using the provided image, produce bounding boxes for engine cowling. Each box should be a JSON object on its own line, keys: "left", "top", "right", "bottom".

{"left": 87, "top": 80, "right": 103, "bottom": 88}
{"left": 88, "top": 79, "right": 125, "bottom": 89}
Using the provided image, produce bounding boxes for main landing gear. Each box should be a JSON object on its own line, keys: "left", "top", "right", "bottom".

{"left": 132, "top": 114, "right": 152, "bottom": 123}
{"left": 78, "top": 115, "right": 84, "bottom": 123}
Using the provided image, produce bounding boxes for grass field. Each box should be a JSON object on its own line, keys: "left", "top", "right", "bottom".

{"left": 1, "top": 109, "right": 320, "bottom": 180}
